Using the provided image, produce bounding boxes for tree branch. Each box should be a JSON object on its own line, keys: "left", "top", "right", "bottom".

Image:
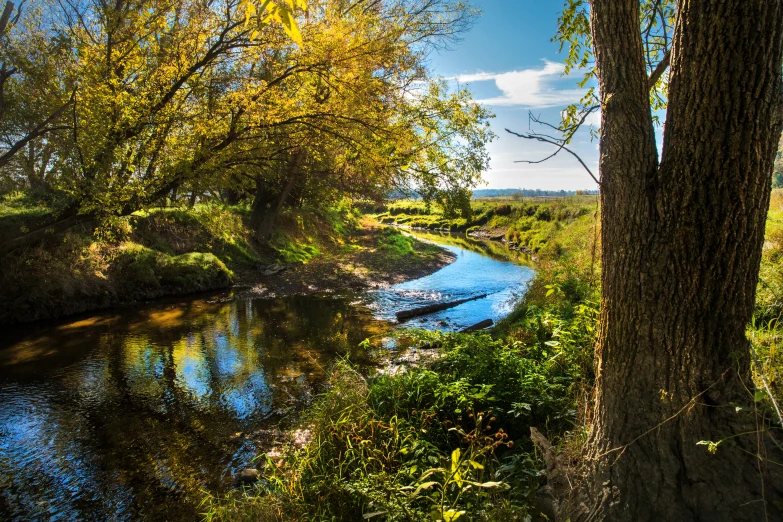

{"left": 648, "top": 49, "right": 670, "bottom": 89}
{"left": 0, "top": 90, "right": 75, "bottom": 168}
{"left": 0, "top": 1, "right": 14, "bottom": 38}
{"left": 506, "top": 128, "right": 600, "bottom": 186}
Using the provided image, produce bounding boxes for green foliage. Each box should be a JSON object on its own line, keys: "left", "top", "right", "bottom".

{"left": 755, "top": 190, "right": 783, "bottom": 323}
{"left": 0, "top": 192, "right": 53, "bottom": 243}
{"left": 377, "top": 228, "right": 416, "bottom": 256}
{"left": 0, "top": 0, "right": 493, "bottom": 248}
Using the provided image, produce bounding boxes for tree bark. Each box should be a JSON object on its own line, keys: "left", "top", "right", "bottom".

{"left": 561, "top": 1, "right": 783, "bottom": 521}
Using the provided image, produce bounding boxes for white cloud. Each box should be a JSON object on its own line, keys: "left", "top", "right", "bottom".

{"left": 449, "top": 60, "right": 584, "bottom": 108}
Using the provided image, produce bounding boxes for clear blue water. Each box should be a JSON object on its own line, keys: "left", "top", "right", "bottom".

{"left": 368, "top": 241, "right": 535, "bottom": 330}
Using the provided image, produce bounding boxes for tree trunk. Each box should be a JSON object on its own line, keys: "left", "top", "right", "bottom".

{"left": 223, "top": 188, "right": 241, "bottom": 205}
{"left": 251, "top": 152, "right": 304, "bottom": 242}
{"left": 256, "top": 172, "right": 297, "bottom": 242}
{"left": 250, "top": 176, "right": 276, "bottom": 237}
{"left": 562, "top": 2, "right": 783, "bottom": 521}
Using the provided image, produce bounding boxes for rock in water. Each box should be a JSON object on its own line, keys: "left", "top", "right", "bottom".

{"left": 261, "top": 263, "right": 286, "bottom": 276}
{"left": 235, "top": 468, "right": 260, "bottom": 483}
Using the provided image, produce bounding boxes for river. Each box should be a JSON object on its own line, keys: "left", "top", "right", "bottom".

{"left": 0, "top": 231, "right": 534, "bottom": 521}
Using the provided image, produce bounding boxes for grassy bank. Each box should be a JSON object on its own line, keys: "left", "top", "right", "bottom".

{"left": 369, "top": 196, "right": 598, "bottom": 254}
{"left": 205, "top": 193, "right": 783, "bottom": 522}
{"left": 0, "top": 195, "right": 450, "bottom": 324}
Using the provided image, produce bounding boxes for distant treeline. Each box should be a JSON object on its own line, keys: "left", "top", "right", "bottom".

{"left": 389, "top": 188, "right": 600, "bottom": 200}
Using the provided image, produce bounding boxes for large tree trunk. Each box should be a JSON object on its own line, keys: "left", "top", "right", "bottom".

{"left": 562, "top": 2, "right": 783, "bottom": 521}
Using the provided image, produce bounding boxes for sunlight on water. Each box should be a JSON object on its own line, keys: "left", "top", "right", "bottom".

{"left": 368, "top": 232, "right": 535, "bottom": 330}
{"left": 0, "top": 297, "right": 386, "bottom": 521}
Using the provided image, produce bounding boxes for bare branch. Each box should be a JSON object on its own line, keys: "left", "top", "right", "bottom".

{"left": 506, "top": 128, "right": 600, "bottom": 186}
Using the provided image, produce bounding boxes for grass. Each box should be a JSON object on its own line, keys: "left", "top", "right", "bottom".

{"left": 749, "top": 189, "right": 783, "bottom": 411}
{"left": 268, "top": 203, "right": 361, "bottom": 264}
{"left": 376, "top": 228, "right": 419, "bottom": 256}
{"left": 369, "top": 197, "right": 598, "bottom": 254}
{"left": 0, "top": 192, "right": 56, "bottom": 244}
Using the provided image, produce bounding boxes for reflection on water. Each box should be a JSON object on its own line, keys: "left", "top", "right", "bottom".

{"left": 0, "top": 296, "right": 388, "bottom": 521}
{"left": 0, "top": 231, "right": 533, "bottom": 521}
{"left": 368, "top": 231, "right": 535, "bottom": 330}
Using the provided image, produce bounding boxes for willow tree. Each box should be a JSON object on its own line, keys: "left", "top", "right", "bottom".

{"left": 531, "top": 1, "right": 783, "bottom": 520}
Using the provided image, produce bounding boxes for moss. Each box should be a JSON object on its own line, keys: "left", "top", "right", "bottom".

{"left": 130, "top": 205, "right": 258, "bottom": 268}
{"left": 275, "top": 241, "right": 321, "bottom": 264}
{"left": 159, "top": 252, "right": 233, "bottom": 290}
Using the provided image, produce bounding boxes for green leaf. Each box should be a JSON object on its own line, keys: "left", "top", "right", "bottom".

{"left": 754, "top": 389, "right": 765, "bottom": 403}
{"left": 409, "top": 481, "right": 438, "bottom": 499}
{"left": 451, "top": 448, "right": 461, "bottom": 474}
{"left": 442, "top": 510, "right": 465, "bottom": 522}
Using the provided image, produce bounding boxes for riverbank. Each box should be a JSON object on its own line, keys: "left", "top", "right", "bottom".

{"left": 203, "top": 199, "right": 603, "bottom": 522}
{"left": 0, "top": 196, "right": 454, "bottom": 325}
{"left": 204, "top": 192, "right": 783, "bottom": 522}
{"left": 232, "top": 223, "right": 454, "bottom": 300}
{"left": 368, "top": 196, "right": 598, "bottom": 255}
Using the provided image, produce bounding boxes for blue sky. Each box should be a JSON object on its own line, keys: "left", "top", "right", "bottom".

{"left": 430, "top": 0, "right": 600, "bottom": 191}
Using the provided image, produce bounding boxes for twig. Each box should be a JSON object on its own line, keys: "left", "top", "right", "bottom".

{"left": 506, "top": 128, "right": 600, "bottom": 186}
{"left": 749, "top": 341, "right": 783, "bottom": 426}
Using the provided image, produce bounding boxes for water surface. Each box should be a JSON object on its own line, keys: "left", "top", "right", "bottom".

{"left": 0, "top": 232, "right": 533, "bottom": 521}
{"left": 369, "top": 231, "right": 535, "bottom": 330}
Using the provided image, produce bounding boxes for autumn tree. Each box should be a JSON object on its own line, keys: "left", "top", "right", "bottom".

{"left": 531, "top": 1, "right": 783, "bottom": 520}
{"left": 0, "top": 0, "right": 491, "bottom": 251}
{"left": 0, "top": 0, "right": 310, "bottom": 251}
